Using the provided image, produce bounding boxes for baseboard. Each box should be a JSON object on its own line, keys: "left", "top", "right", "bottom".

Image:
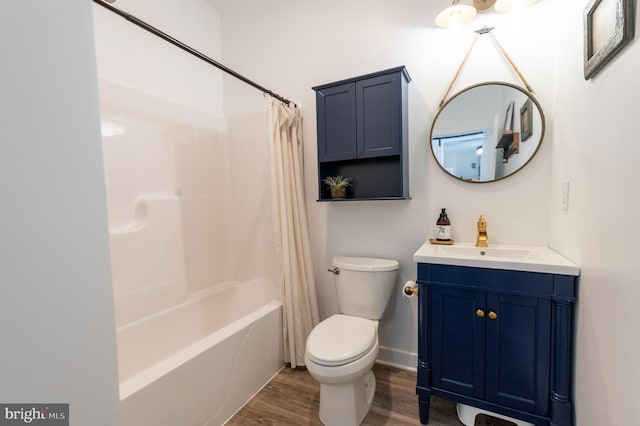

{"left": 376, "top": 346, "right": 417, "bottom": 371}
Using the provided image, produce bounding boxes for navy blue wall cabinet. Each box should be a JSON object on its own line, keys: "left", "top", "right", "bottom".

{"left": 313, "top": 66, "right": 411, "bottom": 201}
{"left": 416, "top": 264, "right": 576, "bottom": 426}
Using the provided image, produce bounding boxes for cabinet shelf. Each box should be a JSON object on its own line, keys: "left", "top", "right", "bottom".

{"left": 313, "top": 66, "right": 410, "bottom": 201}
{"left": 317, "top": 196, "right": 409, "bottom": 202}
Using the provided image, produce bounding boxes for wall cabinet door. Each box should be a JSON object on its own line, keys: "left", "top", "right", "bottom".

{"left": 356, "top": 72, "right": 402, "bottom": 158}
{"left": 316, "top": 82, "right": 357, "bottom": 162}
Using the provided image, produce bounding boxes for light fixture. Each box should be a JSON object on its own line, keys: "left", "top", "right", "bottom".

{"left": 494, "top": 0, "right": 539, "bottom": 13}
{"left": 435, "top": 0, "right": 540, "bottom": 29}
{"left": 475, "top": 146, "right": 484, "bottom": 156}
{"left": 472, "top": 0, "right": 498, "bottom": 13}
{"left": 435, "top": 1, "right": 477, "bottom": 29}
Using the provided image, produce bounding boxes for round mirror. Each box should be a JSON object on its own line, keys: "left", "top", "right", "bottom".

{"left": 430, "top": 82, "right": 545, "bottom": 183}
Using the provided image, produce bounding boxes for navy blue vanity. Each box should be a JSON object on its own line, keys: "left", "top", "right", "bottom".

{"left": 414, "top": 242, "right": 578, "bottom": 426}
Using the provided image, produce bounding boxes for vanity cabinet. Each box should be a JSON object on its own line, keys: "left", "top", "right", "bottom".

{"left": 416, "top": 263, "right": 576, "bottom": 426}
{"left": 313, "top": 66, "right": 410, "bottom": 201}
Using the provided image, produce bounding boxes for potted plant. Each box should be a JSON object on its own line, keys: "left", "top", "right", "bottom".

{"left": 322, "top": 175, "right": 352, "bottom": 199}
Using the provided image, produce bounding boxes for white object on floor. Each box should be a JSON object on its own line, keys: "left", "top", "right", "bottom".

{"left": 456, "top": 403, "right": 535, "bottom": 426}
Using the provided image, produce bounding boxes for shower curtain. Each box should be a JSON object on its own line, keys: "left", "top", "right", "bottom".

{"left": 268, "top": 98, "right": 320, "bottom": 367}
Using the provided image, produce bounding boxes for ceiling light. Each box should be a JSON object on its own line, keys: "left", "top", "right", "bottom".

{"left": 494, "top": 0, "right": 539, "bottom": 13}
{"left": 435, "top": 1, "right": 477, "bottom": 29}
{"left": 472, "top": 0, "right": 498, "bottom": 13}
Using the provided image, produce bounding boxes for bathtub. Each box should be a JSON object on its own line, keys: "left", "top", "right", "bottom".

{"left": 117, "top": 279, "right": 283, "bottom": 426}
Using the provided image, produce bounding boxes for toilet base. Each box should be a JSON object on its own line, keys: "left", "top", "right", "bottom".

{"left": 456, "top": 403, "right": 535, "bottom": 426}
{"left": 319, "top": 370, "right": 376, "bottom": 426}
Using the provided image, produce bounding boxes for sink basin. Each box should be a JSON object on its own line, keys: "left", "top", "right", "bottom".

{"left": 436, "top": 246, "right": 533, "bottom": 259}
{"left": 414, "top": 242, "right": 579, "bottom": 275}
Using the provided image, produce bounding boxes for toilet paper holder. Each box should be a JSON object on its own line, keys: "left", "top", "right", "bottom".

{"left": 403, "top": 284, "right": 418, "bottom": 296}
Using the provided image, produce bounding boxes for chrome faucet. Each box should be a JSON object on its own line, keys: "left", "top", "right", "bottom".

{"left": 476, "top": 215, "right": 488, "bottom": 247}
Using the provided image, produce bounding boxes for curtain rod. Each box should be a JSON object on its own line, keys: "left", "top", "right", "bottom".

{"left": 93, "top": 0, "right": 296, "bottom": 107}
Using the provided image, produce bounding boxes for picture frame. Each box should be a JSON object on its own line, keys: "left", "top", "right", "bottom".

{"left": 520, "top": 98, "right": 533, "bottom": 142}
{"left": 584, "top": 0, "right": 635, "bottom": 80}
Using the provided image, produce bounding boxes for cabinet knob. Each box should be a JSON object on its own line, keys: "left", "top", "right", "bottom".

{"left": 488, "top": 311, "right": 498, "bottom": 320}
{"left": 476, "top": 309, "right": 485, "bottom": 318}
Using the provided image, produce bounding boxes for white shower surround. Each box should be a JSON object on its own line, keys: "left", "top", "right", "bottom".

{"left": 99, "top": 79, "right": 283, "bottom": 425}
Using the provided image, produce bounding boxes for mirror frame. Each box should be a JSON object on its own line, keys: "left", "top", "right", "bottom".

{"left": 430, "top": 81, "right": 545, "bottom": 183}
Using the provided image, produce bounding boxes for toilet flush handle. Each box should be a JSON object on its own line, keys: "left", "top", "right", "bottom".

{"left": 327, "top": 267, "right": 340, "bottom": 275}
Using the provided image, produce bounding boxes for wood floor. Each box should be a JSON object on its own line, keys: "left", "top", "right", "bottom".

{"left": 226, "top": 363, "right": 517, "bottom": 426}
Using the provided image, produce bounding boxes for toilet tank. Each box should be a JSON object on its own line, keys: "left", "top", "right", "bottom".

{"left": 332, "top": 256, "right": 399, "bottom": 320}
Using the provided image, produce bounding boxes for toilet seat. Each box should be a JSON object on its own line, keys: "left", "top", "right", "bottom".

{"left": 306, "top": 314, "right": 377, "bottom": 367}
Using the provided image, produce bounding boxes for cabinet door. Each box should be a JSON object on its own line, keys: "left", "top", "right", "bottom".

{"left": 485, "top": 293, "right": 551, "bottom": 416}
{"left": 356, "top": 72, "right": 402, "bottom": 159}
{"left": 316, "top": 82, "right": 357, "bottom": 162}
{"left": 431, "top": 286, "right": 486, "bottom": 399}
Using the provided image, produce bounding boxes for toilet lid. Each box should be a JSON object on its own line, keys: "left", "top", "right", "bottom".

{"left": 306, "top": 314, "right": 377, "bottom": 367}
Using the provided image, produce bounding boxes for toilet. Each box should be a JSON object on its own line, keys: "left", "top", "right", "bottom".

{"left": 304, "top": 256, "right": 399, "bottom": 426}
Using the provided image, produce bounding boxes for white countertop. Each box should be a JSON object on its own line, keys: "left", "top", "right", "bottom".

{"left": 413, "top": 242, "right": 580, "bottom": 276}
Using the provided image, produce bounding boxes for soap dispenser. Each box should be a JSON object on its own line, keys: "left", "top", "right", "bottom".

{"left": 436, "top": 208, "right": 451, "bottom": 241}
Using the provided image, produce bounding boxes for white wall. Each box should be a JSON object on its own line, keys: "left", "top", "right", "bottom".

{"left": 551, "top": 2, "right": 640, "bottom": 425}
{"left": 0, "top": 1, "right": 121, "bottom": 424}
{"left": 217, "top": 0, "right": 556, "bottom": 366}
{"left": 93, "top": 0, "right": 224, "bottom": 116}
